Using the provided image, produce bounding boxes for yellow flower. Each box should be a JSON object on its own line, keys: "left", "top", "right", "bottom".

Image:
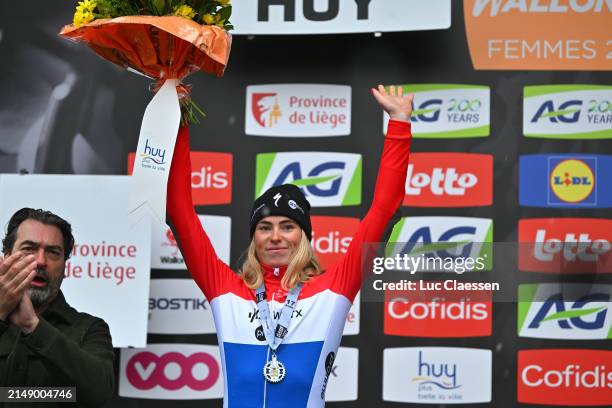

{"left": 203, "top": 13, "right": 215, "bottom": 25}
{"left": 219, "top": 0, "right": 230, "bottom": 5}
{"left": 173, "top": 4, "right": 197, "bottom": 20}
{"left": 73, "top": 0, "right": 97, "bottom": 27}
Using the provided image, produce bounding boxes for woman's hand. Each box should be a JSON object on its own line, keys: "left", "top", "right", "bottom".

{"left": 371, "top": 84, "right": 414, "bottom": 123}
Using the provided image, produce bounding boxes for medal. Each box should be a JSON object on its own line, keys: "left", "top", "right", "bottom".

{"left": 263, "top": 353, "right": 286, "bottom": 383}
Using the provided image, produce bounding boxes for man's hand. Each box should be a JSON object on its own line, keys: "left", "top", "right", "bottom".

{"left": 0, "top": 252, "right": 37, "bottom": 321}
{"left": 10, "top": 291, "right": 39, "bottom": 334}
{"left": 371, "top": 84, "right": 414, "bottom": 123}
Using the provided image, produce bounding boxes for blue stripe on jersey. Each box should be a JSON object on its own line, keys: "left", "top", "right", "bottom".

{"left": 224, "top": 341, "right": 324, "bottom": 408}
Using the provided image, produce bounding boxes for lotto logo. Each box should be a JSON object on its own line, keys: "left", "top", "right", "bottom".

{"left": 404, "top": 153, "right": 492, "bottom": 207}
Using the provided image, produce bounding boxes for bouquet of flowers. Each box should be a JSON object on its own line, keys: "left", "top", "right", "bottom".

{"left": 59, "top": 0, "right": 232, "bottom": 224}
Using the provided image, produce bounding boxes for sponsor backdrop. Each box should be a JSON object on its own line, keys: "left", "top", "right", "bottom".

{"left": 0, "top": 1, "right": 610, "bottom": 407}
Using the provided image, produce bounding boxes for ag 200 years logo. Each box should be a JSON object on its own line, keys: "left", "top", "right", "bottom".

{"left": 383, "top": 84, "right": 490, "bottom": 138}
{"left": 255, "top": 152, "right": 362, "bottom": 207}
{"left": 524, "top": 85, "right": 612, "bottom": 139}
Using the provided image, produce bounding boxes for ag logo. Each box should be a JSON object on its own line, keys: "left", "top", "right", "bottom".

{"left": 549, "top": 159, "right": 595, "bottom": 204}
{"left": 518, "top": 284, "right": 612, "bottom": 340}
{"left": 252, "top": 93, "right": 281, "bottom": 128}
{"left": 255, "top": 152, "right": 362, "bottom": 207}
{"left": 531, "top": 100, "right": 582, "bottom": 123}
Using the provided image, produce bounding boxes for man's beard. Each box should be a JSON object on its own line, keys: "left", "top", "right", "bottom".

{"left": 28, "top": 268, "right": 62, "bottom": 308}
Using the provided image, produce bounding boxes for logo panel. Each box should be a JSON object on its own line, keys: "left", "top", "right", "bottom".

{"left": 464, "top": 0, "right": 612, "bottom": 70}
{"left": 518, "top": 218, "right": 612, "bottom": 273}
{"left": 383, "top": 347, "right": 492, "bottom": 403}
{"left": 255, "top": 152, "right": 362, "bottom": 207}
{"left": 524, "top": 86, "right": 612, "bottom": 139}
{"left": 324, "top": 347, "right": 359, "bottom": 402}
{"left": 384, "top": 289, "right": 492, "bottom": 337}
{"left": 148, "top": 279, "right": 215, "bottom": 335}
{"left": 386, "top": 217, "right": 493, "bottom": 272}
{"left": 343, "top": 291, "right": 360, "bottom": 336}
{"left": 119, "top": 344, "right": 223, "bottom": 399}
{"left": 151, "top": 215, "right": 231, "bottom": 269}
{"left": 311, "top": 216, "right": 359, "bottom": 270}
{"left": 245, "top": 84, "right": 351, "bottom": 137}
{"left": 519, "top": 154, "right": 612, "bottom": 208}
{"left": 403, "top": 153, "right": 493, "bottom": 207}
{"left": 128, "top": 152, "right": 232, "bottom": 205}
{"left": 518, "top": 349, "right": 612, "bottom": 405}
{"left": 518, "top": 284, "right": 612, "bottom": 340}
{"left": 383, "top": 84, "right": 490, "bottom": 138}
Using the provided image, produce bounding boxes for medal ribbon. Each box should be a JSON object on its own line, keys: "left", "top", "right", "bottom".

{"left": 255, "top": 282, "right": 302, "bottom": 351}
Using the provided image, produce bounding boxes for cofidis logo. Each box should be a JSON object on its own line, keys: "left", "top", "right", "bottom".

{"left": 384, "top": 288, "right": 492, "bottom": 337}
{"left": 524, "top": 85, "right": 612, "bottom": 139}
{"left": 518, "top": 349, "right": 612, "bottom": 406}
{"left": 119, "top": 344, "right": 223, "bottom": 399}
{"left": 404, "top": 153, "right": 493, "bottom": 207}
{"left": 518, "top": 284, "right": 612, "bottom": 340}
{"left": 255, "top": 152, "right": 361, "bottom": 207}
{"left": 311, "top": 216, "right": 359, "bottom": 270}
{"left": 518, "top": 218, "right": 612, "bottom": 273}
{"left": 386, "top": 217, "right": 493, "bottom": 272}
{"left": 128, "top": 152, "right": 232, "bottom": 205}
{"left": 383, "top": 84, "right": 490, "bottom": 138}
{"left": 464, "top": 0, "right": 612, "bottom": 70}
{"left": 519, "top": 154, "right": 612, "bottom": 208}
{"left": 383, "top": 347, "right": 492, "bottom": 403}
{"left": 245, "top": 84, "right": 351, "bottom": 137}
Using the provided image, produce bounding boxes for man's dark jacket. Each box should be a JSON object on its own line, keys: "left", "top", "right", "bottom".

{"left": 0, "top": 291, "right": 115, "bottom": 407}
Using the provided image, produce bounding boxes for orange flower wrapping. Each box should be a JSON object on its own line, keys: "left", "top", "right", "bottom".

{"left": 59, "top": 15, "right": 231, "bottom": 84}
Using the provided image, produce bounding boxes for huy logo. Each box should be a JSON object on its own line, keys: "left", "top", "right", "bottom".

{"left": 524, "top": 86, "right": 612, "bottom": 139}
{"left": 311, "top": 216, "right": 358, "bottom": 269}
{"left": 140, "top": 139, "right": 166, "bottom": 166}
{"left": 519, "top": 154, "right": 612, "bottom": 208}
{"left": 403, "top": 153, "right": 492, "bottom": 207}
{"left": 518, "top": 218, "right": 612, "bottom": 273}
{"left": 119, "top": 344, "right": 223, "bottom": 399}
{"left": 386, "top": 217, "right": 493, "bottom": 272}
{"left": 383, "top": 84, "right": 490, "bottom": 138}
{"left": 518, "top": 284, "right": 612, "bottom": 340}
{"left": 252, "top": 92, "right": 281, "bottom": 128}
{"left": 383, "top": 347, "right": 492, "bottom": 403}
{"left": 518, "top": 349, "right": 612, "bottom": 406}
{"left": 255, "top": 152, "right": 361, "bottom": 207}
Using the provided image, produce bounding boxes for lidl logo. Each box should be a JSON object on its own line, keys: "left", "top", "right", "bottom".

{"left": 310, "top": 216, "right": 359, "bottom": 270}
{"left": 518, "top": 349, "right": 612, "bottom": 406}
{"left": 404, "top": 153, "right": 493, "bottom": 207}
{"left": 255, "top": 152, "right": 361, "bottom": 207}
{"left": 519, "top": 154, "right": 612, "bottom": 208}
{"left": 386, "top": 217, "right": 493, "bottom": 272}
{"left": 128, "top": 152, "right": 232, "bottom": 205}
{"left": 383, "top": 347, "right": 492, "bottom": 404}
{"left": 518, "top": 218, "right": 612, "bottom": 274}
{"left": 524, "top": 86, "right": 612, "bottom": 139}
{"left": 382, "top": 84, "right": 490, "bottom": 138}
{"left": 518, "top": 284, "right": 612, "bottom": 340}
{"left": 245, "top": 84, "right": 351, "bottom": 137}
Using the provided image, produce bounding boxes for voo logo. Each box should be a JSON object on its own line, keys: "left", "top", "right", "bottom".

{"left": 126, "top": 352, "right": 220, "bottom": 391}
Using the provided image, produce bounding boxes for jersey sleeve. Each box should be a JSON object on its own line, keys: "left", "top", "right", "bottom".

{"left": 330, "top": 120, "right": 412, "bottom": 301}
{"left": 166, "top": 127, "right": 238, "bottom": 300}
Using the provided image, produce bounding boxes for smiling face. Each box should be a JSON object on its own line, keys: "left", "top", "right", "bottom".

{"left": 10, "top": 219, "right": 65, "bottom": 308}
{"left": 253, "top": 216, "right": 302, "bottom": 267}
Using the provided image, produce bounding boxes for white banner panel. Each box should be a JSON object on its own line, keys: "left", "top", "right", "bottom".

{"left": 0, "top": 175, "right": 150, "bottom": 347}
{"left": 148, "top": 279, "right": 216, "bottom": 335}
{"left": 231, "top": 0, "right": 451, "bottom": 34}
{"left": 119, "top": 344, "right": 223, "bottom": 399}
{"left": 151, "top": 215, "right": 231, "bottom": 269}
{"left": 246, "top": 84, "right": 351, "bottom": 137}
{"left": 326, "top": 347, "right": 359, "bottom": 401}
{"left": 343, "top": 291, "right": 360, "bottom": 335}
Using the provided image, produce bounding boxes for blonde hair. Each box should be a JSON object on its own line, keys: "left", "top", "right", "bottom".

{"left": 240, "top": 230, "right": 322, "bottom": 291}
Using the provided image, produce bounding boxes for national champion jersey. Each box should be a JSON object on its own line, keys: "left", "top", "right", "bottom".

{"left": 167, "top": 121, "right": 411, "bottom": 408}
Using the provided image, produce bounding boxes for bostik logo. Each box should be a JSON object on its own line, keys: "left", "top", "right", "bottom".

{"left": 518, "top": 349, "right": 612, "bottom": 406}
{"left": 518, "top": 284, "right": 612, "bottom": 340}
{"left": 252, "top": 92, "right": 281, "bottom": 128}
{"left": 518, "top": 218, "right": 612, "bottom": 273}
{"left": 255, "top": 152, "right": 362, "bottom": 207}
{"left": 310, "top": 216, "right": 359, "bottom": 270}
{"left": 523, "top": 86, "right": 612, "bottom": 139}
{"left": 140, "top": 139, "right": 166, "bottom": 165}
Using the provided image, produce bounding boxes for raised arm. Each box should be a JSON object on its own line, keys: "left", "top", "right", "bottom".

{"left": 331, "top": 85, "right": 413, "bottom": 301}
{"left": 166, "top": 127, "right": 237, "bottom": 299}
